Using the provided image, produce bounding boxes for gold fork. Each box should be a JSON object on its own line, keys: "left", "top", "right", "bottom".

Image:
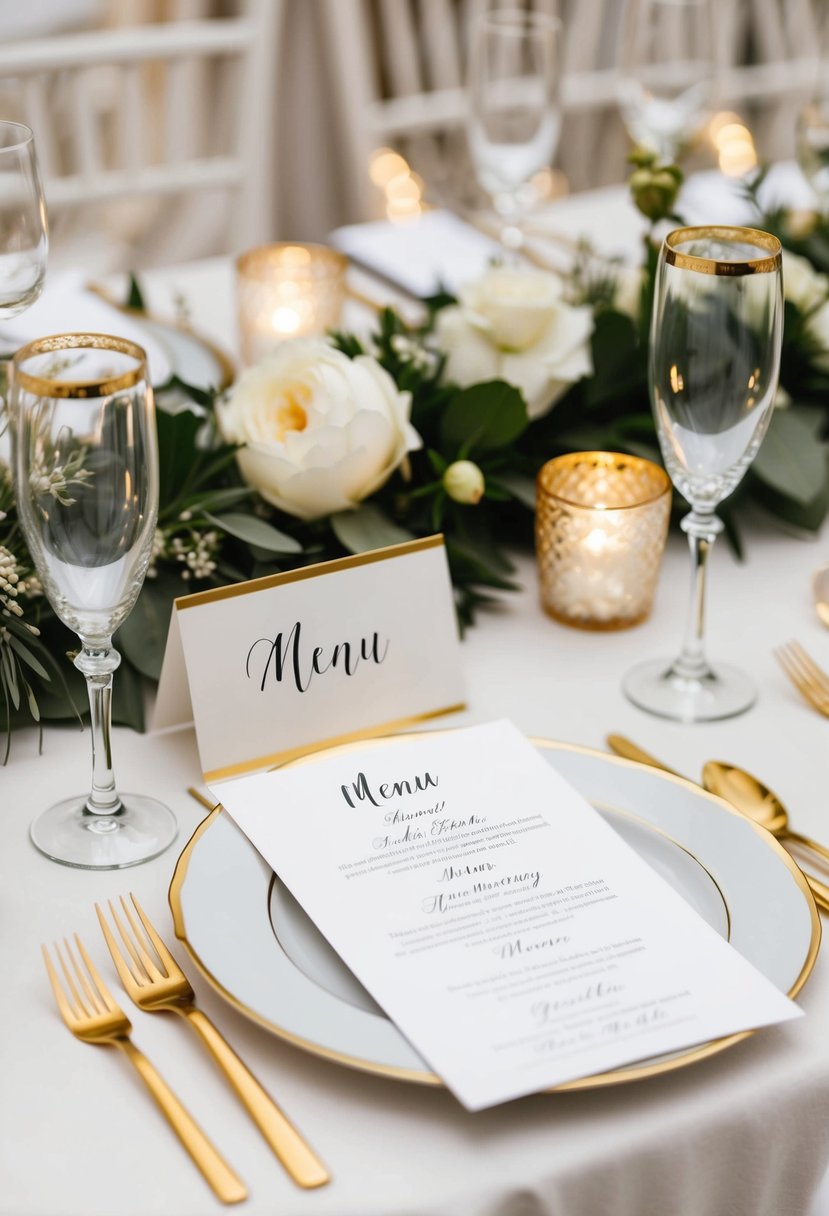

{"left": 97, "top": 894, "right": 329, "bottom": 1189}
{"left": 776, "top": 641, "right": 829, "bottom": 717}
{"left": 42, "top": 936, "right": 247, "bottom": 1205}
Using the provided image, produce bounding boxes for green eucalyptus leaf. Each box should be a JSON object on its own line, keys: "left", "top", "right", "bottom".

{"left": 752, "top": 407, "right": 829, "bottom": 505}
{"left": 185, "top": 487, "right": 253, "bottom": 514}
{"left": 440, "top": 381, "right": 529, "bottom": 456}
{"left": 5, "top": 633, "right": 50, "bottom": 680}
{"left": 204, "top": 512, "right": 303, "bottom": 554}
{"left": 330, "top": 504, "right": 414, "bottom": 554}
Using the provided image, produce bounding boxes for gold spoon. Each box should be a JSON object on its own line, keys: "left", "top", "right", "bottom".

{"left": 606, "top": 734, "right": 829, "bottom": 912}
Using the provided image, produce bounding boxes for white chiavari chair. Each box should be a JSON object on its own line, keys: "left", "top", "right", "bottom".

{"left": 0, "top": 0, "right": 283, "bottom": 270}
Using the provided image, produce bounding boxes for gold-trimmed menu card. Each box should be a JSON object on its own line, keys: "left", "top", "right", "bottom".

{"left": 212, "top": 720, "right": 800, "bottom": 1110}
{"left": 154, "top": 536, "right": 465, "bottom": 781}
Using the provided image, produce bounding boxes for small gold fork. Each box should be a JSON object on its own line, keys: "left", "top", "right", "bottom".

{"left": 97, "top": 894, "right": 329, "bottom": 1189}
{"left": 42, "top": 936, "right": 247, "bottom": 1205}
{"left": 776, "top": 641, "right": 829, "bottom": 717}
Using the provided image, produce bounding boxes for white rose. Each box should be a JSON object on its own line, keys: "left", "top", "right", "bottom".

{"left": 435, "top": 267, "right": 594, "bottom": 420}
{"left": 782, "top": 250, "right": 828, "bottom": 312}
{"left": 217, "top": 339, "right": 421, "bottom": 520}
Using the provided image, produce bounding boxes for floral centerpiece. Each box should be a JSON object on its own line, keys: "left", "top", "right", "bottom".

{"left": 3, "top": 154, "right": 829, "bottom": 747}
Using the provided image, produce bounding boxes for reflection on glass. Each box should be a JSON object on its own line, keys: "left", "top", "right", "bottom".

{"left": 623, "top": 226, "right": 783, "bottom": 722}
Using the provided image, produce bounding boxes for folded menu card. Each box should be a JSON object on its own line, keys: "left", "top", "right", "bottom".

{"left": 214, "top": 721, "right": 800, "bottom": 1110}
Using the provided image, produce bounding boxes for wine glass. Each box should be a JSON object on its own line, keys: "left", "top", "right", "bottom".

{"left": 467, "top": 8, "right": 561, "bottom": 250}
{"left": 10, "top": 334, "right": 177, "bottom": 868}
{"left": 0, "top": 120, "right": 47, "bottom": 320}
{"left": 617, "top": 0, "right": 715, "bottom": 163}
{"left": 623, "top": 226, "right": 783, "bottom": 722}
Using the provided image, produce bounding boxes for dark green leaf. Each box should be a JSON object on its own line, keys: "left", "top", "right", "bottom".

{"left": 752, "top": 407, "right": 829, "bottom": 505}
{"left": 331, "top": 504, "right": 414, "bottom": 553}
{"left": 116, "top": 572, "right": 181, "bottom": 681}
{"left": 111, "top": 657, "right": 146, "bottom": 731}
{"left": 5, "top": 633, "right": 50, "bottom": 680}
{"left": 126, "top": 272, "right": 146, "bottom": 311}
{"left": 204, "top": 511, "right": 303, "bottom": 554}
{"left": 440, "top": 381, "right": 529, "bottom": 456}
{"left": 490, "top": 472, "right": 536, "bottom": 510}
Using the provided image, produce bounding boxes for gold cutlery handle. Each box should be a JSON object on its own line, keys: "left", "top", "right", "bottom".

{"left": 606, "top": 735, "right": 829, "bottom": 914}
{"left": 118, "top": 1039, "right": 247, "bottom": 1204}
{"left": 786, "top": 827, "right": 829, "bottom": 866}
{"left": 184, "top": 1008, "right": 330, "bottom": 1189}
{"left": 605, "top": 734, "right": 680, "bottom": 777}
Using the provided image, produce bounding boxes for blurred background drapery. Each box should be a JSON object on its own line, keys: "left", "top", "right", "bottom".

{"left": 1, "top": 0, "right": 827, "bottom": 270}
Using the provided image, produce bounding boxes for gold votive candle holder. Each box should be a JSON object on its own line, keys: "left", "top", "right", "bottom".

{"left": 535, "top": 451, "right": 671, "bottom": 630}
{"left": 236, "top": 242, "right": 348, "bottom": 363}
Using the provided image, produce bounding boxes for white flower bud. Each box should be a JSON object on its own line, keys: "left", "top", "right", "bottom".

{"left": 443, "top": 460, "right": 485, "bottom": 505}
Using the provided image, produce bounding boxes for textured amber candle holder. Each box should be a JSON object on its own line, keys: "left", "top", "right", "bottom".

{"left": 536, "top": 451, "right": 671, "bottom": 630}
{"left": 236, "top": 243, "right": 348, "bottom": 364}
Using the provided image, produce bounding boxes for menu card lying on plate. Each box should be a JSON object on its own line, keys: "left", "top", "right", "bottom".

{"left": 213, "top": 721, "right": 800, "bottom": 1110}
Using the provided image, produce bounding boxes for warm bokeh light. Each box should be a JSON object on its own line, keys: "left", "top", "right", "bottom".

{"left": 708, "top": 112, "right": 757, "bottom": 177}
{"left": 369, "top": 147, "right": 410, "bottom": 187}
{"left": 369, "top": 148, "right": 425, "bottom": 222}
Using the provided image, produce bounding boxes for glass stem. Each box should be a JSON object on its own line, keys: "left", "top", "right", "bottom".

{"left": 672, "top": 509, "right": 723, "bottom": 681}
{"left": 74, "top": 642, "right": 122, "bottom": 816}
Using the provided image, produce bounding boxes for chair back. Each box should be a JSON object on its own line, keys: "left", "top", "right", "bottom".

{"left": 0, "top": 0, "right": 282, "bottom": 267}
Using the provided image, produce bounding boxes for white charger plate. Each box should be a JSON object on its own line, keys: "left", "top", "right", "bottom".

{"left": 169, "top": 737, "right": 820, "bottom": 1091}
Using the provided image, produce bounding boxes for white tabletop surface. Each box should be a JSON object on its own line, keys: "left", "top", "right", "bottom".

{"left": 5, "top": 192, "right": 829, "bottom": 1216}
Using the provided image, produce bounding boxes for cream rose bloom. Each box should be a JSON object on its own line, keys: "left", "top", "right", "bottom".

{"left": 217, "top": 340, "right": 421, "bottom": 520}
{"left": 435, "top": 267, "right": 594, "bottom": 419}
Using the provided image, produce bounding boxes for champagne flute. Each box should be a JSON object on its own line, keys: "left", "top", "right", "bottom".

{"left": 617, "top": 0, "right": 715, "bottom": 162}
{"left": 0, "top": 120, "right": 47, "bottom": 320}
{"left": 623, "top": 226, "right": 783, "bottom": 722}
{"left": 11, "top": 334, "right": 177, "bottom": 868}
{"left": 467, "top": 8, "right": 561, "bottom": 250}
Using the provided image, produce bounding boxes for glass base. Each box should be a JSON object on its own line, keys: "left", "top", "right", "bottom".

{"left": 30, "top": 794, "right": 178, "bottom": 870}
{"left": 622, "top": 659, "right": 757, "bottom": 723}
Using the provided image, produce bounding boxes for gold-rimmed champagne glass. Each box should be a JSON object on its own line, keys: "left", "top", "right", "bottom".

{"left": 10, "top": 334, "right": 177, "bottom": 868}
{"left": 623, "top": 226, "right": 783, "bottom": 722}
{"left": 467, "top": 8, "right": 561, "bottom": 250}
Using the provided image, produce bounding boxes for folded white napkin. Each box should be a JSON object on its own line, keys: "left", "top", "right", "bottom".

{"left": 331, "top": 209, "right": 502, "bottom": 298}
{"left": 6, "top": 271, "right": 172, "bottom": 387}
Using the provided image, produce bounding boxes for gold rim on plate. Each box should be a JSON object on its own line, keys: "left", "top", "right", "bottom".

{"left": 169, "top": 736, "right": 820, "bottom": 1091}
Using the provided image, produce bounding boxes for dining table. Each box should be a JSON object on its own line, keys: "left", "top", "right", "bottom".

{"left": 4, "top": 178, "right": 829, "bottom": 1216}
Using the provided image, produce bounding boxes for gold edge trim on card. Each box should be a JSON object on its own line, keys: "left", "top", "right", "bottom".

{"left": 168, "top": 736, "right": 820, "bottom": 1092}
{"left": 202, "top": 704, "right": 468, "bottom": 782}
{"left": 175, "top": 534, "right": 446, "bottom": 610}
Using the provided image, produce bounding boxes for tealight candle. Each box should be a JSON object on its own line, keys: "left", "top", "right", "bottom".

{"left": 236, "top": 242, "right": 348, "bottom": 364}
{"left": 535, "top": 451, "right": 671, "bottom": 630}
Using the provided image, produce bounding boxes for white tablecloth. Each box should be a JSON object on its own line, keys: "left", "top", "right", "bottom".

{"left": 5, "top": 208, "right": 829, "bottom": 1216}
